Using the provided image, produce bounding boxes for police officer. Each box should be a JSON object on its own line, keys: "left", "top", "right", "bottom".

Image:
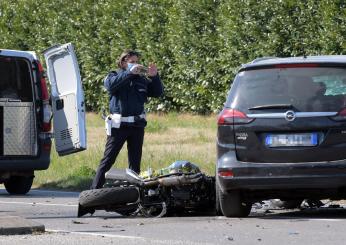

{"left": 90, "top": 50, "right": 164, "bottom": 189}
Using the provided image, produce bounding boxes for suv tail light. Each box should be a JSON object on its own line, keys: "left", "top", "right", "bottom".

{"left": 37, "top": 62, "right": 52, "bottom": 132}
{"left": 218, "top": 109, "right": 254, "bottom": 125}
{"left": 331, "top": 108, "right": 346, "bottom": 121}
{"left": 218, "top": 170, "right": 234, "bottom": 177}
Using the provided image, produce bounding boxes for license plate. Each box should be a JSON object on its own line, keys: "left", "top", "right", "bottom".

{"left": 265, "top": 133, "right": 318, "bottom": 147}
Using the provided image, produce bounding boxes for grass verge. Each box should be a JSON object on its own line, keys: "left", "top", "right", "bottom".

{"left": 34, "top": 112, "right": 217, "bottom": 191}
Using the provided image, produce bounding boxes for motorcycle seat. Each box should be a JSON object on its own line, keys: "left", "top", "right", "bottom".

{"left": 105, "top": 168, "right": 128, "bottom": 180}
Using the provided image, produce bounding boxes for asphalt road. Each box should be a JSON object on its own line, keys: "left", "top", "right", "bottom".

{"left": 0, "top": 188, "right": 346, "bottom": 245}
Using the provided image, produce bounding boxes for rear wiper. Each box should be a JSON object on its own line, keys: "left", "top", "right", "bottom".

{"left": 248, "top": 104, "right": 293, "bottom": 110}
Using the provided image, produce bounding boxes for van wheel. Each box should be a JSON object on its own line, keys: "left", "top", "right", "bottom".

{"left": 4, "top": 176, "right": 33, "bottom": 195}
{"left": 217, "top": 183, "right": 251, "bottom": 217}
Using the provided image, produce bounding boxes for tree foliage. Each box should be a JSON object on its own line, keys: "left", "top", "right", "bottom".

{"left": 0, "top": 0, "right": 345, "bottom": 113}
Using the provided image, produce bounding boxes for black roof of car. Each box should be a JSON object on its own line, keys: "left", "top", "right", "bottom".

{"left": 241, "top": 55, "right": 346, "bottom": 71}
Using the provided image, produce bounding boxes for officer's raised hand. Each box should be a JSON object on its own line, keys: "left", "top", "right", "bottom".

{"left": 147, "top": 63, "right": 158, "bottom": 77}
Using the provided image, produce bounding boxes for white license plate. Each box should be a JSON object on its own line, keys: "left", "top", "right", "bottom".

{"left": 265, "top": 133, "right": 318, "bottom": 147}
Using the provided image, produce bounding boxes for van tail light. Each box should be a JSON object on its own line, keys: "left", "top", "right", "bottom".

{"left": 37, "top": 62, "right": 49, "bottom": 101}
{"left": 42, "top": 141, "right": 52, "bottom": 152}
{"left": 37, "top": 61, "right": 52, "bottom": 132}
{"left": 331, "top": 108, "right": 346, "bottom": 121}
{"left": 217, "top": 109, "right": 254, "bottom": 125}
{"left": 42, "top": 102, "right": 52, "bottom": 132}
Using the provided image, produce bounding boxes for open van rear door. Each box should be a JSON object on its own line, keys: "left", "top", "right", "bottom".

{"left": 43, "top": 43, "right": 86, "bottom": 156}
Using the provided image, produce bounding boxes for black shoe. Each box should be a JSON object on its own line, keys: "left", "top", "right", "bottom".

{"left": 77, "top": 204, "right": 95, "bottom": 217}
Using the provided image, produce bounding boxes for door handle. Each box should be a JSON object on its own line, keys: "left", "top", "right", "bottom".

{"left": 56, "top": 99, "right": 64, "bottom": 110}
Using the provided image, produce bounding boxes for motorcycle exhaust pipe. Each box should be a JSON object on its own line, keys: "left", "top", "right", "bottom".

{"left": 157, "top": 173, "right": 202, "bottom": 187}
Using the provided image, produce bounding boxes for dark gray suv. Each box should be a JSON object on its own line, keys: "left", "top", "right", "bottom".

{"left": 216, "top": 56, "right": 346, "bottom": 217}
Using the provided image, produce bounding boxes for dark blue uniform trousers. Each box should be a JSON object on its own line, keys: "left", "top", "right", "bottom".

{"left": 90, "top": 126, "right": 144, "bottom": 189}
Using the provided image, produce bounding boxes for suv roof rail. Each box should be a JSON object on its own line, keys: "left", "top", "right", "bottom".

{"left": 251, "top": 57, "right": 277, "bottom": 63}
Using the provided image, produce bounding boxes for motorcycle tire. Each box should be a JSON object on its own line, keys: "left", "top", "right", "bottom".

{"left": 79, "top": 186, "right": 139, "bottom": 208}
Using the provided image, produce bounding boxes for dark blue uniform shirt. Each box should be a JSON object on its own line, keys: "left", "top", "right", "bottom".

{"left": 104, "top": 69, "right": 164, "bottom": 127}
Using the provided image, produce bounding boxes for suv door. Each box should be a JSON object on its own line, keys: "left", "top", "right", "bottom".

{"left": 43, "top": 43, "right": 86, "bottom": 156}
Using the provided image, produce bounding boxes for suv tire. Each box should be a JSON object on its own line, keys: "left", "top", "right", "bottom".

{"left": 4, "top": 176, "right": 33, "bottom": 195}
{"left": 217, "top": 182, "right": 251, "bottom": 217}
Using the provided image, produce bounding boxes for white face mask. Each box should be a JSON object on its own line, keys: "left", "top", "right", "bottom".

{"left": 127, "top": 63, "right": 136, "bottom": 70}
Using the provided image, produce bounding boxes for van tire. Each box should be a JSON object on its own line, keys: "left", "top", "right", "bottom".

{"left": 217, "top": 183, "right": 251, "bottom": 217}
{"left": 4, "top": 176, "right": 33, "bottom": 195}
{"left": 79, "top": 187, "right": 139, "bottom": 208}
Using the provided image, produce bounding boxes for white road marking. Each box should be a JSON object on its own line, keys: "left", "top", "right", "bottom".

{"left": 46, "top": 229, "right": 145, "bottom": 240}
{"left": 46, "top": 229, "right": 209, "bottom": 245}
{"left": 308, "top": 219, "right": 343, "bottom": 222}
{"left": 0, "top": 201, "right": 77, "bottom": 207}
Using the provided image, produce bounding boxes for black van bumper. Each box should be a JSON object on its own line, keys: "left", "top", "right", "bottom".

{"left": 0, "top": 138, "right": 51, "bottom": 172}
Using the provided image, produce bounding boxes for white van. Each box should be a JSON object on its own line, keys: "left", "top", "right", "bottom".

{"left": 0, "top": 43, "right": 86, "bottom": 194}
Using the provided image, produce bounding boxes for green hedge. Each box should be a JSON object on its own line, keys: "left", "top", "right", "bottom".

{"left": 0, "top": 0, "right": 345, "bottom": 113}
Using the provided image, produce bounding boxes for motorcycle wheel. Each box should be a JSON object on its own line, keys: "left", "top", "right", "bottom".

{"left": 79, "top": 186, "right": 139, "bottom": 208}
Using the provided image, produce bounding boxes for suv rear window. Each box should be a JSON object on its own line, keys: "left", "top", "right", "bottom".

{"left": 227, "top": 67, "right": 346, "bottom": 112}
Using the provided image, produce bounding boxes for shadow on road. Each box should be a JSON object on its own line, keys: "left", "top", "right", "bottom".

{"left": 251, "top": 207, "right": 346, "bottom": 220}
{"left": 38, "top": 175, "right": 93, "bottom": 192}
{"left": 0, "top": 188, "right": 79, "bottom": 198}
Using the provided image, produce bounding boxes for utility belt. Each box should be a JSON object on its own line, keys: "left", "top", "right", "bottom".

{"left": 105, "top": 113, "right": 146, "bottom": 136}
{"left": 120, "top": 113, "right": 146, "bottom": 123}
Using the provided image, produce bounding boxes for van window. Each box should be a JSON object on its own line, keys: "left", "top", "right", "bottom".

{"left": 0, "top": 57, "right": 33, "bottom": 102}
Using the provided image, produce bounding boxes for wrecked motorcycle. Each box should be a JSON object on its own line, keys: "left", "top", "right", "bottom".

{"left": 78, "top": 161, "right": 215, "bottom": 217}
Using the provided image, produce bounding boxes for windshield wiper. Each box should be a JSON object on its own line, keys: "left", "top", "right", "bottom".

{"left": 248, "top": 104, "right": 293, "bottom": 110}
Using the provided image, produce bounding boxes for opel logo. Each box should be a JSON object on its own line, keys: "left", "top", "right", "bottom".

{"left": 285, "top": 110, "right": 296, "bottom": 122}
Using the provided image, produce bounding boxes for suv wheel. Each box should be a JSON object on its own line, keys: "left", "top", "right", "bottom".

{"left": 4, "top": 176, "right": 34, "bottom": 195}
{"left": 217, "top": 182, "right": 251, "bottom": 217}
